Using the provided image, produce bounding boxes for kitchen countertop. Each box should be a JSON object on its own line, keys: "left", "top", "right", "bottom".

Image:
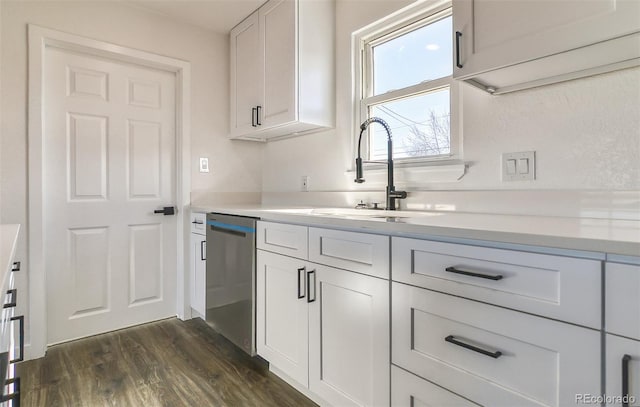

{"left": 0, "top": 224, "right": 20, "bottom": 293}
{"left": 191, "top": 204, "right": 640, "bottom": 258}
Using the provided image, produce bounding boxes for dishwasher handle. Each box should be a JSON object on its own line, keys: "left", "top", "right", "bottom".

{"left": 207, "top": 220, "right": 256, "bottom": 236}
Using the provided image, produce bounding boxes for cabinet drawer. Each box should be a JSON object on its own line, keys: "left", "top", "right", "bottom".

{"left": 606, "top": 262, "right": 640, "bottom": 340}
{"left": 190, "top": 212, "right": 206, "bottom": 234}
{"left": 392, "top": 237, "right": 601, "bottom": 328}
{"left": 257, "top": 221, "right": 308, "bottom": 260}
{"left": 392, "top": 282, "right": 600, "bottom": 407}
{"left": 392, "top": 365, "right": 479, "bottom": 407}
{"left": 309, "top": 228, "right": 389, "bottom": 279}
{"left": 606, "top": 334, "right": 640, "bottom": 407}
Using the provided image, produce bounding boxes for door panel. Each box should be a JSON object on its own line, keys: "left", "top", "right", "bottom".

{"left": 68, "top": 227, "right": 110, "bottom": 316}
{"left": 230, "top": 13, "right": 261, "bottom": 135}
{"left": 44, "top": 46, "right": 177, "bottom": 344}
{"left": 309, "top": 264, "right": 389, "bottom": 407}
{"left": 261, "top": 0, "right": 296, "bottom": 127}
{"left": 256, "top": 250, "right": 309, "bottom": 386}
{"left": 68, "top": 113, "right": 108, "bottom": 200}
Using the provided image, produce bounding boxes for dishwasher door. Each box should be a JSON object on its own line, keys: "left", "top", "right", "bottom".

{"left": 205, "top": 213, "right": 257, "bottom": 355}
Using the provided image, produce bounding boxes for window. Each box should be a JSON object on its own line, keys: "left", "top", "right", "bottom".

{"left": 355, "top": 3, "right": 458, "bottom": 163}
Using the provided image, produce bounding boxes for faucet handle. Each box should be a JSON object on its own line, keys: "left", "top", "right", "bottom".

{"left": 355, "top": 200, "right": 368, "bottom": 209}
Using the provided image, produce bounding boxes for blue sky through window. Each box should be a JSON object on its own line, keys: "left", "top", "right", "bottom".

{"left": 369, "top": 16, "right": 452, "bottom": 160}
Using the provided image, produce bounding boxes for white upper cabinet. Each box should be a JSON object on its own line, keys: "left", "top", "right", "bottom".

{"left": 230, "top": 13, "right": 262, "bottom": 136}
{"left": 453, "top": 0, "right": 640, "bottom": 94}
{"left": 229, "top": 0, "right": 335, "bottom": 141}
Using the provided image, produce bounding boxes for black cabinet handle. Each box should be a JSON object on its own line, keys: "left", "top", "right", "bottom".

{"left": 297, "top": 267, "right": 306, "bottom": 299}
{"left": 191, "top": 220, "right": 203, "bottom": 225}
{"left": 10, "top": 315, "right": 24, "bottom": 364}
{"left": 11, "top": 262, "right": 20, "bottom": 272}
{"left": 307, "top": 269, "right": 316, "bottom": 303}
{"left": 251, "top": 107, "right": 257, "bottom": 127}
{"left": 455, "top": 31, "right": 463, "bottom": 68}
{"left": 200, "top": 241, "right": 206, "bottom": 261}
{"left": 445, "top": 335, "right": 502, "bottom": 359}
{"left": 445, "top": 266, "right": 503, "bottom": 281}
{"left": 256, "top": 106, "right": 262, "bottom": 126}
{"left": 3, "top": 289, "right": 16, "bottom": 309}
{"left": 623, "top": 354, "right": 632, "bottom": 407}
{"left": 1, "top": 376, "right": 20, "bottom": 406}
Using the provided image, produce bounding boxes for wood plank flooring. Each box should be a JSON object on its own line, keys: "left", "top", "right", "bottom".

{"left": 17, "top": 318, "right": 317, "bottom": 407}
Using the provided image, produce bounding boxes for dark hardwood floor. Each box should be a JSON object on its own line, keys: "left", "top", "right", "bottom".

{"left": 17, "top": 318, "right": 317, "bottom": 407}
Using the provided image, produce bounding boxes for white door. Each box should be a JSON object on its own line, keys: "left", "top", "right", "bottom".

{"left": 260, "top": 0, "right": 296, "bottom": 128}
{"left": 309, "top": 264, "right": 389, "bottom": 407}
{"left": 43, "top": 46, "right": 177, "bottom": 344}
{"left": 256, "top": 250, "right": 309, "bottom": 386}
{"left": 230, "top": 12, "right": 262, "bottom": 136}
{"left": 606, "top": 334, "right": 640, "bottom": 407}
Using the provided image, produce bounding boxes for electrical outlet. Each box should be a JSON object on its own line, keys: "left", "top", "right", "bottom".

{"left": 301, "top": 175, "right": 310, "bottom": 192}
{"left": 502, "top": 151, "right": 535, "bottom": 181}
{"left": 199, "top": 157, "right": 210, "bottom": 173}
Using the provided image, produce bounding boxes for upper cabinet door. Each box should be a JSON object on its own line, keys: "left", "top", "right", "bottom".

{"left": 230, "top": 13, "right": 262, "bottom": 136}
{"left": 453, "top": 0, "right": 640, "bottom": 93}
{"left": 260, "top": 0, "right": 297, "bottom": 128}
{"left": 229, "top": 0, "right": 335, "bottom": 141}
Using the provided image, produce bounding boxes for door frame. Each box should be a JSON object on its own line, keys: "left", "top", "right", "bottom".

{"left": 27, "top": 25, "right": 192, "bottom": 360}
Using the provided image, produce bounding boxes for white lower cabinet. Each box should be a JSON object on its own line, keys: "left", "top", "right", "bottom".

{"left": 256, "top": 248, "right": 389, "bottom": 406}
{"left": 392, "top": 282, "right": 601, "bottom": 407}
{"left": 256, "top": 250, "right": 310, "bottom": 386}
{"left": 392, "top": 365, "right": 479, "bottom": 407}
{"left": 190, "top": 212, "right": 206, "bottom": 316}
{"left": 309, "top": 263, "right": 389, "bottom": 406}
{"left": 606, "top": 334, "right": 640, "bottom": 407}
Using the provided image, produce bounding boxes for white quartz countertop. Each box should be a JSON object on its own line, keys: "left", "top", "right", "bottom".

{"left": 191, "top": 204, "right": 640, "bottom": 257}
{"left": 0, "top": 224, "right": 20, "bottom": 291}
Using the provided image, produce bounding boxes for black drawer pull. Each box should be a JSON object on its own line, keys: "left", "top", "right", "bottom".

{"left": 445, "top": 335, "right": 502, "bottom": 359}
{"left": 297, "top": 267, "right": 306, "bottom": 299}
{"left": 200, "top": 241, "right": 206, "bottom": 261}
{"left": 623, "top": 354, "right": 631, "bottom": 407}
{"left": 1, "top": 376, "right": 20, "bottom": 406}
{"left": 455, "top": 31, "right": 463, "bottom": 69}
{"left": 445, "top": 266, "right": 503, "bottom": 281}
{"left": 3, "top": 289, "right": 16, "bottom": 309}
{"left": 307, "top": 269, "right": 316, "bottom": 303}
{"left": 10, "top": 315, "right": 24, "bottom": 364}
{"left": 11, "top": 262, "right": 20, "bottom": 272}
{"left": 251, "top": 107, "right": 257, "bottom": 127}
{"left": 256, "top": 106, "right": 262, "bottom": 126}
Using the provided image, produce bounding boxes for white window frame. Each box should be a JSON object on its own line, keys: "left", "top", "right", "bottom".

{"left": 353, "top": 0, "right": 461, "bottom": 168}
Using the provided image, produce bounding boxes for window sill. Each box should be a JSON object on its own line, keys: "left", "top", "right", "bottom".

{"left": 345, "top": 160, "right": 467, "bottom": 188}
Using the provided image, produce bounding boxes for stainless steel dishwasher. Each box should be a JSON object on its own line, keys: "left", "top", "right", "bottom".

{"left": 205, "top": 213, "right": 257, "bottom": 356}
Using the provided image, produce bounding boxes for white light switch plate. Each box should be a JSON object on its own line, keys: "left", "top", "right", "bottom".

{"left": 199, "top": 157, "right": 210, "bottom": 173}
{"left": 502, "top": 151, "right": 535, "bottom": 181}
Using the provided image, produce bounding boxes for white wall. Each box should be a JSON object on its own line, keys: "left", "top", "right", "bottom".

{"left": 0, "top": 0, "right": 263, "bottom": 350}
{"left": 262, "top": 0, "right": 640, "bottom": 193}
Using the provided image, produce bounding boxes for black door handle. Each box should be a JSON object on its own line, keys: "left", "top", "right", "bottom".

{"left": 307, "top": 270, "right": 316, "bottom": 303}
{"left": 154, "top": 206, "right": 175, "bottom": 216}
{"left": 10, "top": 315, "right": 24, "bottom": 364}
{"left": 445, "top": 266, "right": 503, "bottom": 281}
{"left": 297, "top": 267, "right": 306, "bottom": 299}
{"left": 623, "top": 354, "right": 632, "bottom": 407}
{"left": 455, "top": 31, "right": 463, "bottom": 68}
{"left": 3, "top": 289, "right": 16, "bottom": 309}
{"left": 445, "top": 335, "right": 502, "bottom": 359}
{"left": 256, "top": 106, "right": 262, "bottom": 126}
{"left": 252, "top": 107, "right": 257, "bottom": 127}
{"left": 200, "top": 241, "right": 206, "bottom": 261}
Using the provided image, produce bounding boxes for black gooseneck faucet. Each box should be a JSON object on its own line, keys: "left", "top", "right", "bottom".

{"left": 355, "top": 117, "right": 407, "bottom": 210}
